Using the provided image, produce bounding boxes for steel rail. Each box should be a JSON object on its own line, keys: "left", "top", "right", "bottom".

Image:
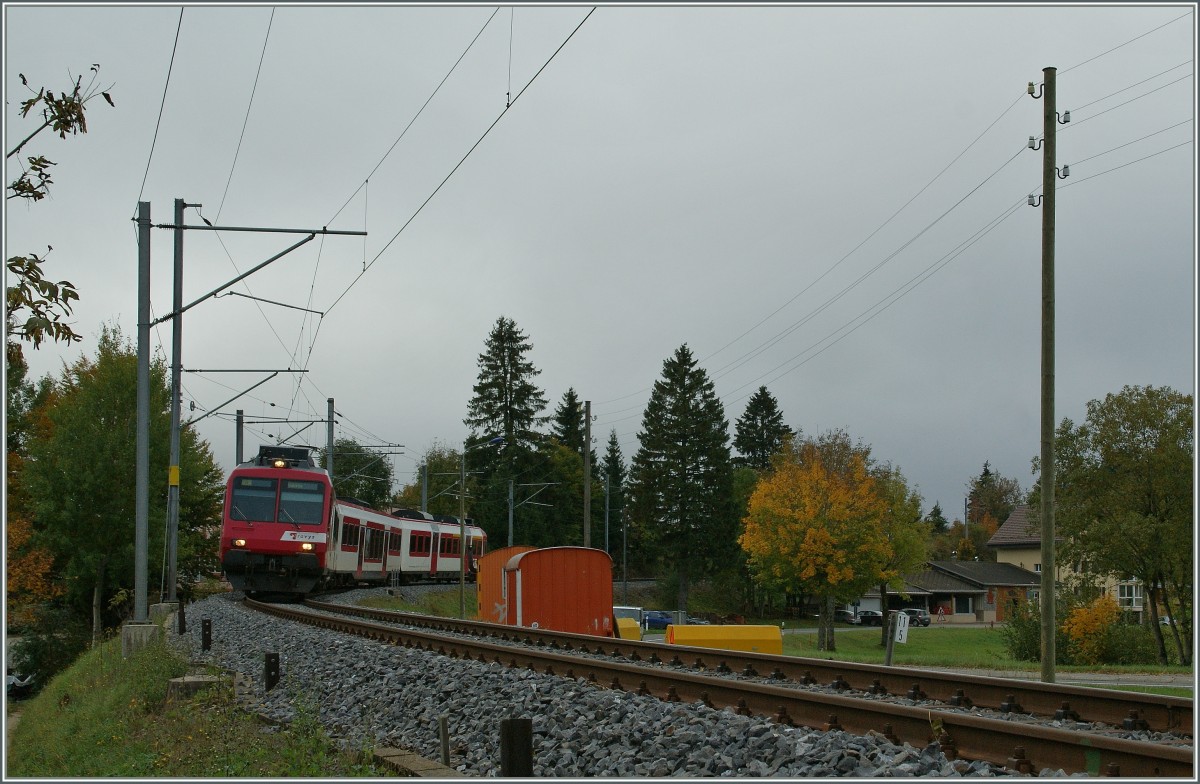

{"left": 306, "top": 599, "right": 1193, "bottom": 734}
{"left": 249, "top": 599, "right": 1192, "bottom": 777}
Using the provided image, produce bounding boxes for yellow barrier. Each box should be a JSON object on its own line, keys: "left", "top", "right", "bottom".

{"left": 614, "top": 617, "right": 642, "bottom": 641}
{"left": 664, "top": 624, "right": 782, "bottom": 655}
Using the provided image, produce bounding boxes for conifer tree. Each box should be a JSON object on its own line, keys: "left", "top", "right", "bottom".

{"left": 628, "top": 344, "right": 735, "bottom": 611}
{"left": 925, "top": 501, "right": 950, "bottom": 533}
{"left": 551, "top": 387, "right": 585, "bottom": 453}
{"left": 463, "top": 317, "right": 549, "bottom": 546}
{"left": 600, "top": 429, "right": 628, "bottom": 555}
{"left": 464, "top": 316, "right": 548, "bottom": 449}
{"left": 733, "top": 386, "right": 794, "bottom": 470}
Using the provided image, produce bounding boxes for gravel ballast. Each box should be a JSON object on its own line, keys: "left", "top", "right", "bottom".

{"left": 172, "top": 591, "right": 1077, "bottom": 777}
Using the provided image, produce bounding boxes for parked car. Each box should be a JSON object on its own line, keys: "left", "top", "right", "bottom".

{"left": 901, "top": 608, "right": 932, "bottom": 627}
{"left": 642, "top": 610, "right": 673, "bottom": 631}
{"left": 856, "top": 609, "right": 883, "bottom": 626}
{"left": 834, "top": 609, "right": 859, "bottom": 624}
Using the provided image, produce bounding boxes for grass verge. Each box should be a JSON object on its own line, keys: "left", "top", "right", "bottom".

{"left": 6, "top": 632, "right": 389, "bottom": 777}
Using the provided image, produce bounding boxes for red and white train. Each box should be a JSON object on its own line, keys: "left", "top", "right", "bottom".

{"left": 220, "top": 445, "right": 486, "bottom": 596}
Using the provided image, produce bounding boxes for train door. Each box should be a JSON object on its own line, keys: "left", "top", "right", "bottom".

{"left": 429, "top": 530, "right": 440, "bottom": 579}
{"left": 355, "top": 525, "right": 366, "bottom": 579}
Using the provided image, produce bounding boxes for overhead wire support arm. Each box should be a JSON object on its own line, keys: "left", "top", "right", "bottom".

{"left": 183, "top": 371, "right": 281, "bottom": 426}
{"left": 217, "top": 290, "right": 324, "bottom": 316}
{"left": 148, "top": 223, "right": 366, "bottom": 326}
{"left": 150, "top": 234, "right": 316, "bottom": 325}
{"left": 152, "top": 222, "right": 368, "bottom": 236}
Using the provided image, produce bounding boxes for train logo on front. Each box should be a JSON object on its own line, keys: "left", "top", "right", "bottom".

{"left": 279, "top": 531, "right": 327, "bottom": 543}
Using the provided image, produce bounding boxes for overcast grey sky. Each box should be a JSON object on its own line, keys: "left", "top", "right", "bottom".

{"left": 5, "top": 3, "right": 1196, "bottom": 521}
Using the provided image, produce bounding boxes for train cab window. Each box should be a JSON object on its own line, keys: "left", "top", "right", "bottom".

{"left": 278, "top": 480, "right": 325, "bottom": 525}
{"left": 230, "top": 477, "right": 277, "bottom": 522}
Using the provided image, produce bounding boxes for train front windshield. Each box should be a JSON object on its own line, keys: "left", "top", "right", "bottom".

{"left": 230, "top": 476, "right": 326, "bottom": 524}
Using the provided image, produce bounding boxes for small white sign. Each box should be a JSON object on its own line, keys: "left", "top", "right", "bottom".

{"left": 894, "top": 611, "right": 910, "bottom": 644}
{"left": 280, "top": 531, "right": 326, "bottom": 543}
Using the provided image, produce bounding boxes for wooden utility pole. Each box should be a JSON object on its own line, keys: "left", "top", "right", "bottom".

{"left": 1038, "top": 65, "right": 1058, "bottom": 683}
{"left": 583, "top": 400, "right": 592, "bottom": 547}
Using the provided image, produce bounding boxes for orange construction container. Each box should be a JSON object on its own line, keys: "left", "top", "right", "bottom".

{"left": 503, "top": 546, "right": 614, "bottom": 637}
{"left": 476, "top": 545, "right": 536, "bottom": 623}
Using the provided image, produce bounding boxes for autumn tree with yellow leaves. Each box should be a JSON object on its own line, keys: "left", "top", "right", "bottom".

{"left": 740, "top": 431, "right": 891, "bottom": 651}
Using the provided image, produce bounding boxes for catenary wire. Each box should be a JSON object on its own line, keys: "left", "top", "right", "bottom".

{"left": 133, "top": 7, "right": 184, "bottom": 213}
{"left": 215, "top": 7, "right": 275, "bottom": 222}
{"left": 322, "top": 7, "right": 501, "bottom": 229}
{"left": 310, "top": 7, "right": 596, "bottom": 341}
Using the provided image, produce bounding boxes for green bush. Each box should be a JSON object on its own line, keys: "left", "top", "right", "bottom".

{"left": 1102, "top": 623, "right": 1160, "bottom": 665}
{"left": 998, "top": 601, "right": 1071, "bottom": 664}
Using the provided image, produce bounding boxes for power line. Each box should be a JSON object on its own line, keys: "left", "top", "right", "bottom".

{"left": 706, "top": 144, "right": 1028, "bottom": 384}
{"left": 1060, "top": 139, "right": 1193, "bottom": 187}
{"left": 1061, "top": 73, "right": 1193, "bottom": 133}
{"left": 1069, "top": 119, "right": 1192, "bottom": 166}
{"left": 1059, "top": 9, "right": 1194, "bottom": 76}
{"left": 1072, "top": 60, "right": 1192, "bottom": 112}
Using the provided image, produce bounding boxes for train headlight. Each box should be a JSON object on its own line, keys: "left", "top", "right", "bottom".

{"left": 272, "top": 459, "right": 286, "bottom": 468}
{"left": 300, "top": 542, "right": 314, "bottom": 551}
{"left": 233, "top": 538, "right": 247, "bottom": 548}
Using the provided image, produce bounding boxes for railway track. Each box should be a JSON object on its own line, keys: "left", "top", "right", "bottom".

{"left": 243, "top": 598, "right": 1192, "bottom": 777}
